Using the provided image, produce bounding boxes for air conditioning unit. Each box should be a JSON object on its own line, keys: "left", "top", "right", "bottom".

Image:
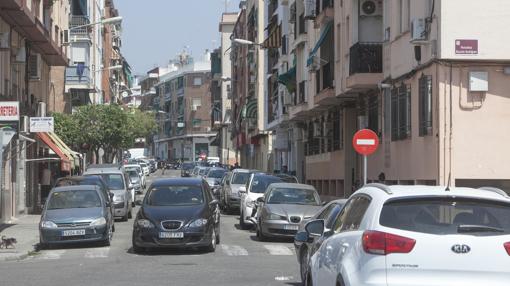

{"left": 304, "top": 0, "right": 316, "bottom": 19}
{"left": 411, "top": 18, "right": 427, "bottom": 43}
{"left": 63, "top": 30, "right": 70, "bottom": 45}
{"left": 0, "top": 32, "right": 9, "bottom": 50}
{"left": 360, "top": 0, "right": 383, "bottom": 17}
{"left": 14, "top": 47, "right": 26, "bottom": 63}
{"left": 29, "top": 54, "right": 41, "bottom": 80}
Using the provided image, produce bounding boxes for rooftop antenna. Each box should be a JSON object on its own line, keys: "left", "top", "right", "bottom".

{"left": 445, "top": 172, "right": 451, "bottom": 192}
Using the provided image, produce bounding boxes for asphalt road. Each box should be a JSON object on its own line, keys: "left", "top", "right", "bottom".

{"left": 0, "top": 170, "right": 301, "bottom": 286}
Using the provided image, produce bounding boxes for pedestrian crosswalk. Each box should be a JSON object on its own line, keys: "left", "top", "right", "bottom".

{"left": 22, "top": 243, "right": 295, "bottom": 262}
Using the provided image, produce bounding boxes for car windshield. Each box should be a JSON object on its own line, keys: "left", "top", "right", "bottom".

{"left": 93, "top": 174, "right": 125, "bottom": 190}
{"left": 47, "top": 190, "right": 101, "bottom": 210}
{"left": 250, "top": 176, "right": 282, "bottom": 194}
{"left": 145, "top": 185, "right": 204, "bottom": 206}
{"left": 140, "top": 163, "right": 147, "bottom": 167}
{"left": 267, "top": 188, "right": 319, "bottom": 205}
{"left": 125, "top": 166, "right": 141, "bottom": 173}
{"left": 232, "top": 172, "right": 250, "bottom": 184}
{"left": 127, "top": 171, "right": 139, "bottom": 182}
{"left": 380, "top": 197, "right": 510, "bottom": 236}
{"left": 199, "top": 168, "right": 210, "bottom": 175}
{"left": 56, "top": 178, "right": 99, "bottom": 188}
{"left": 182, "top": 163, "right": 194, "bottom": 170}
{"left": 208, "top": 169, "right": 226, "bottom": 178}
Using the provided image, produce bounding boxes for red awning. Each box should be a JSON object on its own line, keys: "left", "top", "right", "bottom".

{"left": 36, "top": 133, "right": 71, "bottom": 172}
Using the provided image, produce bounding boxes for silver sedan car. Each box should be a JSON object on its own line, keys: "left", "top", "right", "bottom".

{"left": 254, "top": 183, "right": 323, "bottom": 240}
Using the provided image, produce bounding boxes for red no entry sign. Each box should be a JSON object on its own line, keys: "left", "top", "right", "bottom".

{"left": 352, "top": 129, "right": 379, "bottom": 156}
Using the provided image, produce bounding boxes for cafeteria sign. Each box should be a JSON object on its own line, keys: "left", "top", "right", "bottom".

{"left": 0, "top": 102, "right": 20, "bottom": 121}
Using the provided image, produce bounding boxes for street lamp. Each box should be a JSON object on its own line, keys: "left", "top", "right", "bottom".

{"left": 91, "top": 65, "right": 123, "bottom": 73}
{"left": 232, "top": 38, "right": 263, "bottom": 46}
{"left": 70, "top": 16, "right": 123, "bottom": 31}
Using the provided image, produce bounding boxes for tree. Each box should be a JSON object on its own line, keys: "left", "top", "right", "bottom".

{"left": 52, "top": 112, "right": 80, "bottom": 149}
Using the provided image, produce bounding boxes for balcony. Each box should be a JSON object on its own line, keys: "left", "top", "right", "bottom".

{"left": 0, "top": 0, "right": 68, "bottom": 66}
{"left": 65, "top": 66, "right": 91, "bottom": 91}
{"left": 347, "top": 42, "right": 383, "bottom": 90}
{"left": 69, "top": 16, "right": 91, "bottom": 40}
{"left": 315, "top": 62, "right": 338, "bottom": 105}
{"left": 315, "top": 0, "right": 335, "bottom": 28}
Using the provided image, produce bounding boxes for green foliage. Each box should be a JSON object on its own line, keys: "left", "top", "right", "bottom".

{"left": 52, "top": 105, "right": 158, "bottom": 162}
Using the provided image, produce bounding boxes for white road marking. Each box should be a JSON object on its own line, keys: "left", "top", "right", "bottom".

{"left": 221, "top": 245, "right": 248, "bottom": 256}
{"left": 264, "top": 245, "right": 294, "bottom": 256}
{"left": 84, "top": 247, "right": 110, "bottom": 259}
{"left": 356, "top": 139, "right": 375, "bottom": 145}
{"left": 275, "top": 276, "right": 294, "bottom": 281}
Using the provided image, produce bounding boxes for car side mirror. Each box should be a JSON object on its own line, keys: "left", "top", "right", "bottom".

{"left": 305, "top": 219, "right": 325, "bottom": 238}
{"left": 256, "top": 197, "right": 264, "bottom": 203}
{"left": 294, "top": 231, "right": 312, "bottom": 243}
{"left": 209, "top": 200, "right": 219, "bottom": 207}
{"left": 238, "top": 186, "right": 247, "bottom": 194}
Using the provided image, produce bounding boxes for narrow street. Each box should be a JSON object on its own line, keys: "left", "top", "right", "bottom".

{"left": 0, "top": 170, "right": 300, "bottom": 286}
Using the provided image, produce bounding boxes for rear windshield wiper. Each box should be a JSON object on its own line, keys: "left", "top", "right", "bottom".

{"left": 457, "top": 224, "right": 505, "bottom": 233}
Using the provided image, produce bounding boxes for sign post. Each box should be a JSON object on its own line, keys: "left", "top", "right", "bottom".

{"left": 352, "top": 129, "right": 380, "bottom": 186}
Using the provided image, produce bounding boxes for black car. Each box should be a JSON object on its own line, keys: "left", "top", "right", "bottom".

{"left": 132, "top": 178, "right": 220, "bottom": 253}
{"left": 294, "top": 199, "right": 347, "bottom": 283}
{"left": 180, "top": 162, "right": 195, "bottom": 177}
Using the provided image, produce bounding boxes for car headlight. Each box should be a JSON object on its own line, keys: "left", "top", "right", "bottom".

{"left": 268, "top": 213, "right": 286, "bottom": 220}
{"left": 188, "top": 218, "right": 208, "bottom": 228}
{"left": 90, "top": 217, "right": 107, "bottom": 226}
{"left": 41, "top": 221, "right": 58, "bottom": 229}
{"left": 246, "top": 200, "right": 256, "bottom": 208}
{"left": 137, "top": 219, "right": 155, "bottom": 228}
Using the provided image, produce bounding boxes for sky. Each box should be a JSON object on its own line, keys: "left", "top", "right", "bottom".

{"left": 115, "top": 0, "right": 241, "bottom": 75}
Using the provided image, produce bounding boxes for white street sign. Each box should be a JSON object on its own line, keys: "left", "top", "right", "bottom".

{"left": 0, "top": 101, "right": 20, "bottom": 121}
{"left": 30, "top": 117, "right": 54, "bottom": 133}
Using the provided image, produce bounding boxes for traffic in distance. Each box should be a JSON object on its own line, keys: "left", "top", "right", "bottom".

{"left": 34, "top": 157, "right": 510, "bottom": 285}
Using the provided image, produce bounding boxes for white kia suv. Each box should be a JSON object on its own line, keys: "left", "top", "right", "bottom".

{"left": 306, "top": 184, "right": 510, "bottom": 286}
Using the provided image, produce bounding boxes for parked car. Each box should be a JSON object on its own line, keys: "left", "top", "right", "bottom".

{"left": 239, "top": 173, "right": 283, "bottom": 229}
{"left": 294, "top": 199, "right": 347, "bottom": 283}
{"left": 84, "top": 169, "right": 133, "bottom": 221}
{"left": 53, "top": 175, "right": 115, "bottom": 221}
{"left": 39, "top": 185, "right": 114, "bottom": 248}
{"left": 148, "top": 160, "right": 157, "bottom": 173}
{"left": 139, "top": 162, "right": 150, "bottom": 177}
{"left": 126, "top": 170, "right": 143, "bottom": 194}
{"left": 218, "top": 171, "right": 231, "bottom": 209}
{"left": 254, "top": 183, "right": 322, "bottom": 241}
{"left": 274, "top": 173, "right": 299, "bottom": 183}
{"left": 132, "top": 178, "right": 221, "bottom": 253}
{"left": 306, "top": 184, "right": 510, "bottom": 286}
{"left": 123, "top": 164, "right": 146, "bottom": 189}
{"left": 181, "top": 162, "right": 195, "bottom": 177}
{"left": 223, "top": 169, "right": 253, "bottom": 214}
{"left": 204, "top": 168, "right": 227, "bottom": 199}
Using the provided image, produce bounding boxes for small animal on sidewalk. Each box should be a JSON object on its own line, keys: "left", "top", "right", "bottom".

{"left": 0, "top": 236, "right": 17, "bottom": 249}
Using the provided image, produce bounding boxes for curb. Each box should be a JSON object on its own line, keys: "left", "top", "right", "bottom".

{"left": 2, "top": 252, "right": 30, "bottom": 262}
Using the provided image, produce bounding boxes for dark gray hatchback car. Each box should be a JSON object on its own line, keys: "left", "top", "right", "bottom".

{"left": 39, "top": 185, "right": 114, "bottom": 248}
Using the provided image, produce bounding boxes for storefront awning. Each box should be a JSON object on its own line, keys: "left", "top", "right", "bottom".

{"left": 307, "top": 21, "right": 333, "bottom": 66}
{"left": 36, "top": 133, "right": 72, "bottom": 172}
{"left": 48, "top": 132, "right": 81, "bottom": 169}
{"left": 241, "top": 97, "right": 258, "bottom": 119}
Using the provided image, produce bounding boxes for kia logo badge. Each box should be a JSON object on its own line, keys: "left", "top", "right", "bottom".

{"left": 451, "top": 244, "right": 471, "bottom": 254}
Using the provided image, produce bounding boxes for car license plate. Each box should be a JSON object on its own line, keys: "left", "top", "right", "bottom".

{"left": 159, "top": 232, "right": 184, "bottom": 239}
{"left": 284, "top": 225, "right": 299, "bottom": 230}
{"left": 62, "top": 229, "right": 86, "bottom": 236}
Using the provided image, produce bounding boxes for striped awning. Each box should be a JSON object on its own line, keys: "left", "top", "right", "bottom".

{"left": 307, "top": 21, "right": 333, "bottom": 66}
{"left": 262, "top": 24, "right": 282, "bottom": 49}
{"left": 242, "top": 97, "right": 258, "bottom": 119}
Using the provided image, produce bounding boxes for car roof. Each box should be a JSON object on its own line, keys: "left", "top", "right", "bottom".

{"left": 123, "top": 164, "right": 141, "bottom": 168}
{"left": 232, "top": 168, "right": 252, "bottom": 173}
{"left": 84, "top": 169, "right": 124, "bottom": 175}
{"left": 358, "top": 184, "right": 510, "bottom": 203}
{"left": 52, "top": 185, "right": 101, "bottom": 192}
{"left": 268, "top": 183, "right": 316, "bottom": 190}
{"left": 151, "top": 178, "right": 203, "bottom": 187}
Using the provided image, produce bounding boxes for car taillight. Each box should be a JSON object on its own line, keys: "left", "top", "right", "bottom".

{"left": 504, "top": 242, "right": 510, "bottom": 255}
{"left": 362, "top": 230, "right": 416, "bottom": 255}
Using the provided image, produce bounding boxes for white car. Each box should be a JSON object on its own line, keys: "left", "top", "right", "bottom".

{"left": 123, "top": 164, "right": 146, "bottom": 189}
{"left": 306, "top": 184, "right": 510, "bottom": 286}
{"left": 139, "top": 162, "right": 150, "bottom": 177}
{"left": 239, "top": 173, "right": 283, "bottom": 229}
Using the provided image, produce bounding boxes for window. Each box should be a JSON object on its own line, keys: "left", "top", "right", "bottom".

{"left": 193, "top": 76, "right": 203, "bottom": 86}
{"left": 367, "top": 94, "right": 379, "bottom": 133}
{"left": 419, "top": 75, "right": 432, "bottom": 136}
{"left": 333, "top": 196, "right": 371, "bottom": 233}
{"left": 391, "top": 85, "right": 411, "bottom": 141}
{"left": 192, "top": 98, "right": 202, "bottom": 110}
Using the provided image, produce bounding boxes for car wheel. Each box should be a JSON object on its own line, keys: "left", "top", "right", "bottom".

{"left": 206, "top": 228, "right": 217, "bottom": 252}
{"left": 300, "top": 248, "right": 308, "bottom": 283}
{"left": 112, "top": 223, "right": 115, "bottom": 232}
{"left": 128, "top": 208, "right": 133, "bottom": 219}
{"left": 304, "top": 269, "right": 313, "bottom": 286}
{"left": 240, "top": 210, "right": 247, "bottom": 230}
{"left": 121, "top": 212, "right": 129, "bottom": 222}
{"left": 132, "top": 234, "right": 145, "bottom": 254}
{"left": 103, "top": 225, "right": 113, "bottom": 247}
{"left": 215, "top": 228, "right": 220, "bottom": 244}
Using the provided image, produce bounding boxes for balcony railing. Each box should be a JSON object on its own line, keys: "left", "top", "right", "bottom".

{"left": 349, "top": 42, "right": 383, "bottom": 75}
{"left": 70, "top": 16, "right": 91, "bottom": 36}
{"left": 65, "top": 66, "right": 91, "bottom": 84}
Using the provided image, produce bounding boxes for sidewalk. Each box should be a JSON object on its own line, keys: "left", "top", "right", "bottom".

{"left": 0, "top": 215, "right": 40, "bottom": 262}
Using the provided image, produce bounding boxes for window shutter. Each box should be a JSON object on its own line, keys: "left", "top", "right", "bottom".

{"left": 390, "top": 88, "right": 399, "bottom": 141}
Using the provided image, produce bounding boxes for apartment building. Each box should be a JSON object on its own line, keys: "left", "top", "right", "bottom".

{"left": 265, "top": 0, "right": 510, "bottom": 198}
{"left": 0, "top": 0, "right": 71, "bottom": 222}
{"left": 154, "top": 51, "right": 216, "bottom": 162}
{"left": 211, "top": 13, "right": 238, "bottom": 165}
